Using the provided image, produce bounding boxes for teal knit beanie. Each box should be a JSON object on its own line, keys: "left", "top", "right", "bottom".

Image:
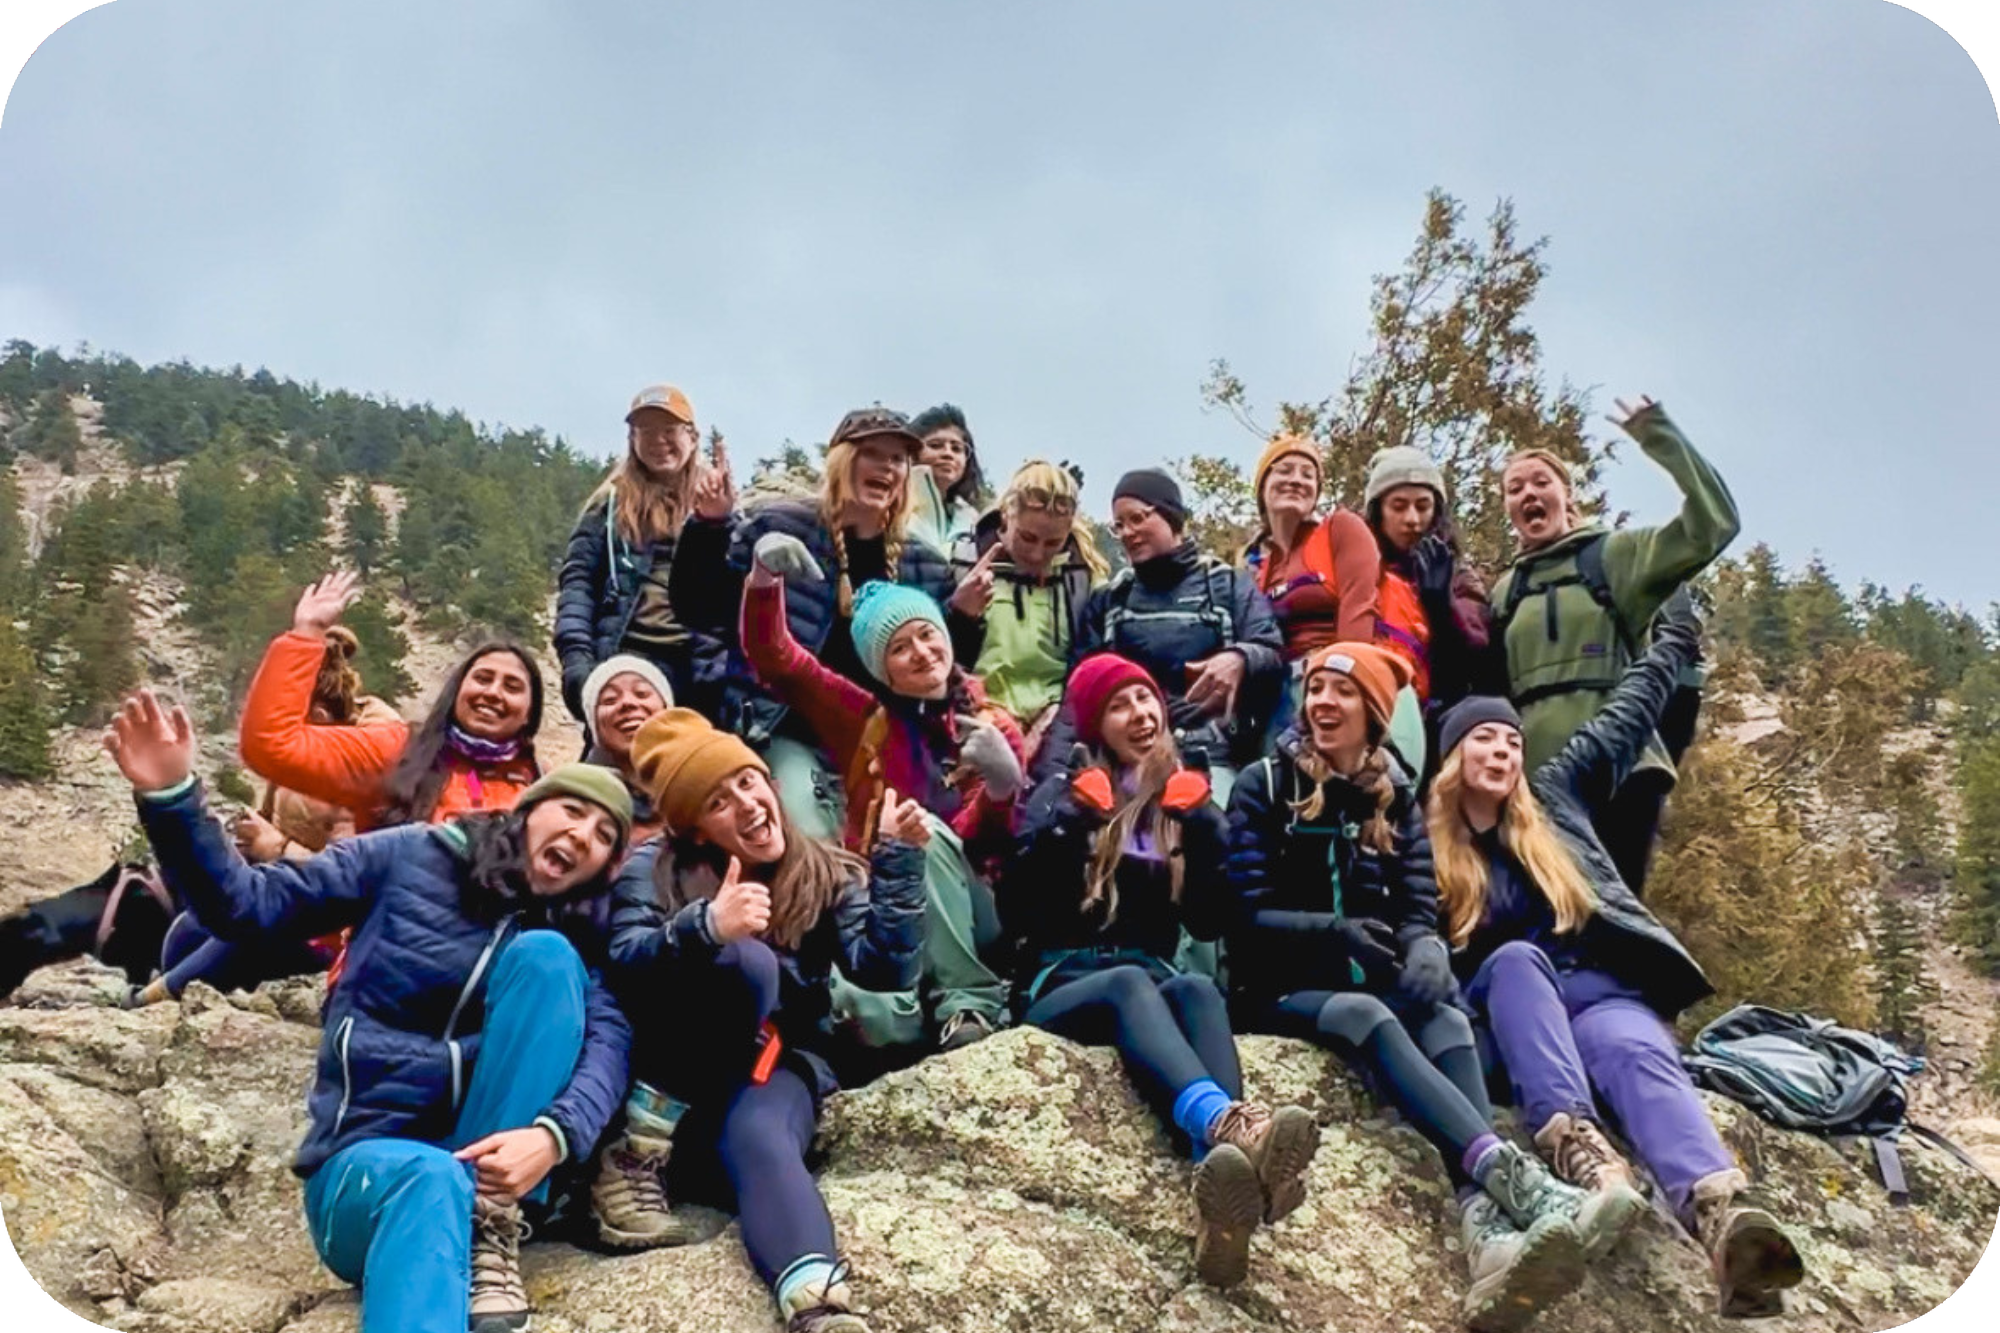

{"left": 849, "top": 580, "right": 948, "bottom": 686}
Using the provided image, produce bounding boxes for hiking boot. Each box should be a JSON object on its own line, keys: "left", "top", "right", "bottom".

{"left": 778, "top": 1263, "right": 870, "bottom": 1333}
{"left": 1191, "top": 1143, "right": 1264, "bottom": 1289}
{"left": 590, "top": 1129, "right": 698, "bottom": 1251}
{"left": 1207, "top": 1100, "right": 1321, "bottom": 1223}
{"left": 1530, "top": 1116, "right": 1645, "bottom": 1260}
{"left": 469, "top": 1195, "right": 531, "bottom": 1333}
{"left": 1691, "top": 1169, "right": 1805, "bottom": 1319}
{"left": 939, "top": 1010, "right": 995, "bottom": 1051}
{"left": 1461, "top": 1193, "right": 1587, "bottom": 1333}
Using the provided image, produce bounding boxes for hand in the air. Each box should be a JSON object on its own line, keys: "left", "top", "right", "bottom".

{"left": 752, "top": 532, "right": 824, "bottom": 585}
{"left": 948, "top": 543, "right": 1001, "bottom": 618}
{"left": 1609, "top": 395, "right": 1660, "bottom": 433}
{"left": 876, "top": 786, "right": 932, "bottom": 849}
{"left": 1410, "top": 533, "right": 1455, "bottom": 601}
{"left": 103, "top": 689, "right": 196, "bottom": 793}
{"left": 710, "top": 856, "right": 773, "bottom": 943}
{"left": 293, "top": 571, "right": 361, "bottom": 639}
{"left": 957, "top": 717, "right": 1023, "bottom": 799}
{"left": 692, "top": 434, "right": 737, "bottom": 521}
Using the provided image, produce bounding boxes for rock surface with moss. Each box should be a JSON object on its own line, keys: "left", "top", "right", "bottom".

{"left": 1, "top": 967, "right": 1995, "bottom": 1333}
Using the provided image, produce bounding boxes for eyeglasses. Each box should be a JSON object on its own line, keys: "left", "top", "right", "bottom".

{"left": 1108, "top": 507, "right": 1157, "bottom": 536}
{"left": 1011, "top": 485, "right": 1078, "bottom": 517}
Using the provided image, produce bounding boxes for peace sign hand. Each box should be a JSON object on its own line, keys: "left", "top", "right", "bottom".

{"left": 875, "top": 786, "right": 932, "bottom": 849}
{"left": 948, "top": 543, "right": 1001, "bottom": 618}
{"left": 293, "top": 571, "right": 361, "bottom": 639}
{"left": 1608, "top": 395, "right": 1659, "bottom": 432}
{"left": 710, "top": 855, "right": 772, "bottom": 943}
{"left": 103, "top": 688, "right": 197, "bottom": 793}
{"left": 693, "top": 433, "right": 737, "bottom": 521}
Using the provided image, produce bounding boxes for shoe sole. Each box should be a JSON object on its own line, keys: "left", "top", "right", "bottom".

{"left": 1256, "top": 1107, "right": 1321, "bottom": 1224}
{"left": 596, "top": 1219, "right": 699, "bottom": 1251}
{"left": 1465, "top": 1218, "right": 1586, "bottom": 1333}
{"left": 469, "top": 1313, "right": 532, "bottom": 1333}
{"left": 1718, "top": 1212, "right": 1805, "bottom": 1319}
{"left": 1193, "top": 1145, "right": 1264, "bottom": 1289}
{"left": 1578, "top": 1182, "right": 1646, "bottom": 1262}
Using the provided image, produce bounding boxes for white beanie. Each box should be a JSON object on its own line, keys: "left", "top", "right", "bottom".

{"left": 581, "top": 655, "right": 675, "bottom": 740}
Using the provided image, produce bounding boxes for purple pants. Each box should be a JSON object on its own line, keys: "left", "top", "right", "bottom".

{"left": 1469, "top": 940, "right": 1731, "bottom": 1216}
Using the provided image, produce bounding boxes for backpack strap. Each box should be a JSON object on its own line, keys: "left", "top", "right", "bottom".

{"left": 1905, "top": 1122, "right": 2000, "bottom": 1190}
{"left": 1870, "top": 1136, "right": 1910, "bottom": 1206}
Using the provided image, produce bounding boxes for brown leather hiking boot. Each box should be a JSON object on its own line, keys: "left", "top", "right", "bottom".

{"left": 1206, "top": 1100, "right": 1321, "bottom": 1223}
{"left": 1191, "top": 1143, "right": 1263, "bottom": 1288}
{"left": 778, "top": 1263, "right": 870, "bottom": 1333}
{"left": 469, "top": 1195, "right": 531, "bottom": 1333}
{"left": 1534, "top": 1112, "right": 1638, "bottom": 1195}
{"left": 1691, "top": 1169, "right": 1805, "bottom": 1319}
{"left": 590, "top": 1129, "right": 700, "bottom": 1250}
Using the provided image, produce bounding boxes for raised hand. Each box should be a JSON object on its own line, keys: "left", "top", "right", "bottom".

{"left": 103, "top": 689, "right": 196, "bottom": 793}
{"left": 1183, "top": 651, "right": 1247, "bottom": 720}
{"left": 1609, "top": 395, "right": 1659, "bottom": 431}
{"left": 292, "top": 571, "right": 361, "bottom": 639}
{"left": 1410, "top": 532, "right": 1455, "bottom": 601}
{"left": 454, "top": 1127, "right": 561, "bottom": 1202}
{"left": 876, "top": 785, "right": 932, "bottom": 849}
{"left": 692, "top": 433, "right": 737, "bottom": 521}
{"left": 1068, "top": 766, "right": 1116, "bottom": 818}
{"left": 752, "top": 532, "right": 824, "bottom": 585}
{"left": 710, "top": 855, "right": 772, "bottom": 943}
{"left": 948, "top": 542, "right": 1001, "bottom": 618}
{"left": 956, "top": 717, "right": 1023, "bottom": 799}
{"left": 1159, "top": 768, "right": 1211, "bottom": 816}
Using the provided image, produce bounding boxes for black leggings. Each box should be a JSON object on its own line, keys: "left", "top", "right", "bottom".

{"left": 1268, "top": 989, "right": 1494, "bottom": 1183}
{"left": 1026, "top": 966, "right": 1242, "bottom": 1135}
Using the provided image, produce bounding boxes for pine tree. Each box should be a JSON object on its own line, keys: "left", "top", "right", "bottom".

{"left": 1950, "top": 735, "right": 2000, "bottom": 972}
{"left": 17, "top": 387, "right": 83, "bottom": 472}
{"left": 343, "top": 484, "right": 390, "bottom": 574}
{"left": 341, "top": 593, "right": 414, "bottom": 702}
{"left": 1871, "top": 886, "right": 1939, "bottom": 1049}
{"left": 1785, "top": 555, "right": 1858, "bottom": 663}
{"left": 59, "top": 582, "right": 141, "bottom": 726}
{"left": 0, "top": 617, "right": 52, "bottom": 778}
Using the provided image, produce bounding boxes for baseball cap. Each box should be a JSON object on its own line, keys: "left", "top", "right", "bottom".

{"left": 626, "top": 384, "right": 695, "bottom": 425}
{"left": 827, "top": 405, "right": 922, "bottom": 454}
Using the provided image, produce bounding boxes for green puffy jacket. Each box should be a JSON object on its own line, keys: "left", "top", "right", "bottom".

{"left": 1489, "top": 404, "right": 1739, "bottom": 777}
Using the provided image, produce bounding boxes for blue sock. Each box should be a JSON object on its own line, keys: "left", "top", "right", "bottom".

{"left": 1171, "top": 1078, "right": 1234, "bottom": 1149}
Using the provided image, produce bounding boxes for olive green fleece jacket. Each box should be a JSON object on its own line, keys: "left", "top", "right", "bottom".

{"left": 1490, "top": 403, "right": 1740, "bottom": 777}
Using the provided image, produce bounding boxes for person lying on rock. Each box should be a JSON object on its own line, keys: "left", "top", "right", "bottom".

{"left": 1427, "top": 591, "right": 1807, "bottom": 1320}
{"left": 1224, "top": 641, "right": 1638, "bottom": 1331}
{"left": 601, "top": 708, "right": 925, "bottom": 1333}
{"left": 105, "top": 687, "right": 633, "bottom": 1333}
{"left": 743, "top": 546, "right": 1020, "bottom": 1054}
{"left": 1004, "top": 653, "right": 1320, "bottom": 1290}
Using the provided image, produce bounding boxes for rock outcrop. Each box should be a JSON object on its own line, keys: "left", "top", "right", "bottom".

{"left": 2, "top": 965, "right": 1996, "bottom": 1333}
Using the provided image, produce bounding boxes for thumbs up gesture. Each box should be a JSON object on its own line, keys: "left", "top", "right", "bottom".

{"left": 710, "top": 856, "right": 772, "bottom": 943}
{"left": 875, "top": 785, "right": 933, "bottom": 849}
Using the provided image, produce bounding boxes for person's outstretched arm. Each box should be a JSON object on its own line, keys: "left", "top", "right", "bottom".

{"left": 1540, "top": 592, "right": 1704, "bottom": 813}
{"left": 1603, "top": 399, "right": 1742, "bottom": 628}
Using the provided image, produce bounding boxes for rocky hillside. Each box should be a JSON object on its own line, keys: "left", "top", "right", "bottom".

{"left": 0, "top": 973, "right": 1996, "bottom": 1333}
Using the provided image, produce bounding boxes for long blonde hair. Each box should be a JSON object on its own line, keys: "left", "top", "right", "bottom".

{"left": 1082, "top": 739, "right": 1184, "bottom": 924}
{"left": 1290, "top": 741, "right": 1397, "bottom": 853}
{"left": 822, "top": 439, "right": 913, "bottom": 617}
{"left": 1000, "top": 459, "right": 1109, "bottom": 582}
{"left": 1426, "top": 749, "right": 1597, "bottom": 946}
{"left": 585, "top": 429, "right": 699, "bottom": 548}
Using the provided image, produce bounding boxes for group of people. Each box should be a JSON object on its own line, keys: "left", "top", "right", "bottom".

{"left": 4, "top": 381, "right": 1789, "bottom": 1333}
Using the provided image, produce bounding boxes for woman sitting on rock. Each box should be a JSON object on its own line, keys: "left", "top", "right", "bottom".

{"left": 602, "top": 708, "right": 926, "bottom": 1333}
{"left": 105, "top": 688, "right": 634, "bottom": 1333}
{"left": 742, "top": 547, "right": 1021, "bottom": 1053}
{"left": 1426, "top": 593, "right": 1805, "bottom": 1319}
{"left": 576, "top": 653, "right": 676, "bottom": 848}
{"left": 1224, "top": 642, "right": 1628, "bottom": 1333}
{"left": 1006, "top": 653, "right": 1320, "bottom": 1290}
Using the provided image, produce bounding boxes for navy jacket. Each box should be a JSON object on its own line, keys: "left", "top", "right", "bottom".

{"left": 1456, "top": 619, "right": 1714, "bottom": 1019}
{"left": 1223, "top": 733, "right": 1441, "bottom": 1005}
{"left": 679, "top": 499, "right": 964, "bottom": 744}
{"left": 136, "top": 782, "right": 632, "bottom": 1179}
{"left": 605, "top": 835, "right": 925, "bottom": 1071}
{"left": 1036, "top": 541, "right": 1285, "bottom": 779}
{"left": 554, "top": 501, "right": 735, "bottom": 718}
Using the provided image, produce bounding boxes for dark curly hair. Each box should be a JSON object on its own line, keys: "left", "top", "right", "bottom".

{"left": 454, "top": 810, "right": 615, "bottom": 933}
{"left": 910, "top": 402, "right": 988, "bottom": 510}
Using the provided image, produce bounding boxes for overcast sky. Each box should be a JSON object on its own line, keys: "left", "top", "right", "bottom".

{"left": 1, "top": 0, "right": 1996, "bottom": 608}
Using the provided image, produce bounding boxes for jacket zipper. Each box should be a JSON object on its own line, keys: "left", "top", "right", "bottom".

{"left": 332, "top": 1015, "right": 356, "bottom": 1134}
{"left": 443, "top": 916, "right": 515, "bottom": 1110}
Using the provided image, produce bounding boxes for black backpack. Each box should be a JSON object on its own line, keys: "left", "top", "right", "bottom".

{"left": 1682, "top": 1004, "right": 1989, "bottom": 1203}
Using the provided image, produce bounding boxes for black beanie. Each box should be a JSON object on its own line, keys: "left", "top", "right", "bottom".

{"left": 1113, "top": 468, "right": 1187, "bottom": 534}
{"left": 1437, "top": 696, "right": 1524, "bottom": 763}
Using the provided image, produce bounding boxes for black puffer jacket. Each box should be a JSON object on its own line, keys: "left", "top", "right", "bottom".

{"left": 1004, "top": 769, "right": 1230, "bottom": 1000}
{"left": 554, "top": 500, "right": 735, "bottom": 719}
{"left": 1035, "top": 541, "right": 1285, "bottom": 779}
{"left": 1223, "top": 732, "right": 1440, "bottom": 1006}
{"left": 1455, "top": 614, "right": 1713, "bottom": 1019}
{"left": 680, "top": 498, "right": 963, "bottom": 745}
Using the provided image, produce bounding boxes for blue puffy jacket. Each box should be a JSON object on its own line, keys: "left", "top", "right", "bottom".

{"left": 554, "top": 500, "right": 735, "bottom": 720}
{"left": 135, "top": 782, "right": 632, "bottom": 1179}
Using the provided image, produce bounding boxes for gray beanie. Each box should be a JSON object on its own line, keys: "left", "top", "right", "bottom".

{"left": 1437, "top": 696, "right": 1524, "bottom": 763}
{"left": 1364, "top": 446, "right": 1447, "bottom": 511}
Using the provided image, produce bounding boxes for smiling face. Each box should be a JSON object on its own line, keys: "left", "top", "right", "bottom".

{"left": 848, "top": 435, "right": 913, "bottom": 518}
{"left": 521, "top": 796, "right": 620, "bottom": 896}
{"left": 882, "top": 619, "right": 952, "bottom": 699}
{"left": 628, "top": 407, "right": 698, "bottom": 477}
{"left": 1099, "top": 681, "right": 1165, "bottom": 769}
{"left": 452, "top": 651, "right": 535, "bottom": 741}
{"left": 1002, "top": 507, "right": 1071, "bottom": 578}
{"left": 1261, "top": 454, "right": 1321, "bottom": 526}
{"left": 693, "top": 766, "right": 787, "bottom": 866}
{"left": 1503, "top": 457, "right": 1573, "bottom": 550}
{"left": 1111, "top": 497, "right": 1176, "bottom": 564}
{"left": 918, "top": 425, "right": 969, "bottom": 492}
{"left": 1378, "top": 484, "right": 1438, "bottom": 553}
{"left": 1304, "top": 670, "right": 1369, "bottom": 763}
{"left": 1457, "top": 722, "right": 1525, "bottom": 803}
{"left": 592, "top": 673, "right": 667, "bottom": 764}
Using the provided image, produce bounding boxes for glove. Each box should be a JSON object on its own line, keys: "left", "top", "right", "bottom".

{"left": 958, "top": 720, "right": 1023, "bottom": 800}
{"left": 1332, "top": 917, "right": 1401, "bottom": 975}
{"left": 560, "top": 662, "right": 590, "bottom": 721}
{"left": 1069, "top": 767, "right": 1116, "bottom": 817}
{"left": 1410, "top": 533, "right": 1456, "bottom": 602}
{"left": 1160, "top": 769, "right": 1211, "bottom": 816}
{"left": 1394, "top": 935, "right": 1456, "bottom": 1007}
{"left": 1654, "top": 584, "right": 1707, "bottom": 639}
{"left": 753, "top": 532, "right": 825, "bottom": 585}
